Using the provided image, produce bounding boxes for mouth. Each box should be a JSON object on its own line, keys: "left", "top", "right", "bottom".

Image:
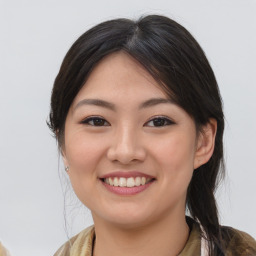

{"left": 99, "top": 173, "right": 156, "bottom": 195}
{"left": 101, "top": 176, "right": 154, "bottom": 188}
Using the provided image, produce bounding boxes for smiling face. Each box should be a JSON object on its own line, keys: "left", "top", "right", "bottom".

{"left": 62, "top": 52, "right": 209, "bottom": 228}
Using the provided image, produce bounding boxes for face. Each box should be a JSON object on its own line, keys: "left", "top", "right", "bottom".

{"left": 63, "top": 52, "right": 201, "bottom": 228}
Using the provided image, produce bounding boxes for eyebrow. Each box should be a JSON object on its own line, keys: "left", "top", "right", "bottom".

{"left": 74, "top": 99, "right": 116, "bottom": 111}
{"left": 74, "top": 97, "right": 174, "bottom": 111}
{"left": 139, "top": 98, "right": 175, "bottom": 109}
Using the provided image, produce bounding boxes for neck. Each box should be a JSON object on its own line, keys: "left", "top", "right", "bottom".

{"left": 92, "top": 213, "right": 189, "bottom": 256}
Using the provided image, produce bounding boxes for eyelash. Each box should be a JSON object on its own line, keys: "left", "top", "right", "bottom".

{"left": 144, "top": 116, "right": 175, "bottom": 127}
{"left": 80, "top": 116, "right": 174, "bottom": 127}
{"left": 81, "top": 116, "right": 110, "bottom": 126}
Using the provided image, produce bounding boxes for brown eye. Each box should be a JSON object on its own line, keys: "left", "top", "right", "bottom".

{"left": 145, "top": 117, "right": 174, "bottom": 127}
{"left": 81, "top": 117, "right": 110, "bottom": 126}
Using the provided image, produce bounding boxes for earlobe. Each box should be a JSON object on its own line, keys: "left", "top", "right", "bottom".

{"left": 194, "top": 118, "right": 217, "bottom": 169}
{"left": 61, "top": 148, "right": 70, "bottom": 172}
{"left": 62, "top": 156, "right": 70, "bottom": 173}
{"left": 62, "top": 154, "right": 69, "bottom": 168}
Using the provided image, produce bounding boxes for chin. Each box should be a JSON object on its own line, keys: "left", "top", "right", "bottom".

{"left": 92, "top": 205, "right": 155, "bottom": 228}
{"left": 105, "top": 216, "right": 151, "bottom": 230}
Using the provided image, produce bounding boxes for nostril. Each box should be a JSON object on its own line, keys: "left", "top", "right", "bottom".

{"left": 106, "top": 142, "right": 146, "bottom": 164}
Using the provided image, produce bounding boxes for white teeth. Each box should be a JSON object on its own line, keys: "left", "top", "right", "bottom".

{"left": 104, "top": 177, "right": 152, "bottom": 188}
{"left": 135, "top": 177, "right": 141, "bottom": 186}
{"left": 119, "top": 177, "right": 127, "bottom": 187}
{"left": 113, "top": 177, "right": 119, "bottom": 187}
{"left": 109, "top": 177, "right": 114, "bottom": 186}
{"left": 126, "top": 177, "right": 135, "bottom": 187}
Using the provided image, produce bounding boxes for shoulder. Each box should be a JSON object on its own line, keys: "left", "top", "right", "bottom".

{"left": 221, "top": 226, "right": 256, "bottom": 256}
{"left": 54, "top": 226, "right": 95, "bottom": 256}
{"left": 0, "top": 242, "right": 11, "bottom": 256}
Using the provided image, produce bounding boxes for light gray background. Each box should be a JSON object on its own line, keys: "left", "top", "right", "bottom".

{"left": 0, "top": 0, "right": 255, "bottom": 255}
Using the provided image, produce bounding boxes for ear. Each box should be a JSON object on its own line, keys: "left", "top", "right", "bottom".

{"left": 194, "top": 118, "right": 217, "bottom": 169}
{"left": 61, "top": 147, "right": 69, "bottom": 171}
{"left": 62, "top": 154, "right": 69, "bottom": 168}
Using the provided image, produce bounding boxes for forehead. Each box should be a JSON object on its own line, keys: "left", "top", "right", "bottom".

{"left": 72, "top": 52, "right": 169, "bottom": 106}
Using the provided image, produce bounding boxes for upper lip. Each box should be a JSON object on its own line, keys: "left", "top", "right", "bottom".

{"left": 99, "top": 171, "right": 155, "bottom": 179}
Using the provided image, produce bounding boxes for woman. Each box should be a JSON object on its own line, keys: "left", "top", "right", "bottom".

{"left": 48, "top": 15, "right": 256, "bottom": 256}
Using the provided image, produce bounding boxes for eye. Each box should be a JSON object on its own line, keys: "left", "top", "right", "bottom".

{"left": 81, "top": 116, "right": 110, "bottom": 126}
{"left": 145, "top": 117, "right": 174, "bottom": 127}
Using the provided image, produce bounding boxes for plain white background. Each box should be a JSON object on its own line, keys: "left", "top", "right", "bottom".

{"left": 0, "top": 0, "right": 255, "bottom": 255}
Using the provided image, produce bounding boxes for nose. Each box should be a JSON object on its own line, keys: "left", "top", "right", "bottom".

{"left": 107, "top": 125, "right": 146, "bottom": 164}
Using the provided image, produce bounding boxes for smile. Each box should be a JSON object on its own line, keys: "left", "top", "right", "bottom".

{"left": 103, "top": 177, "right": 152, "bottom": 188}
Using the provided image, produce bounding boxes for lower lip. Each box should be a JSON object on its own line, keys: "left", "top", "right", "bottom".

{"left": 101, "top": 180, "right": 154, "bottom": 195}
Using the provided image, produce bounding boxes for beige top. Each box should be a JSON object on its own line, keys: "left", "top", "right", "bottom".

{"left": 0, "top": 242, "right": 11, "bottom": 256}
{"left": 54, "top": 220, "right": 256, "bottom": 256}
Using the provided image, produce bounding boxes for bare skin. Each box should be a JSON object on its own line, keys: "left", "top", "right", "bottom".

{"left": 93, "top": 207, "right": 190, "bottom": 256}
{"left": 63, "top": 52, "right": 217, "bottom": 256}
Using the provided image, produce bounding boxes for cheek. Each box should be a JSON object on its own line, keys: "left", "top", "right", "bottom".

{"left": 155, "top": 134, "right": 195, "bottom": 165}
{"left": 64, "top": 134, "right": 106, "bottom": 206}
{"left": 64, "top": 132, "right": 107, "bottom": 174}
{"left": 150, "top": 133, "right": 196, "bottom": 185}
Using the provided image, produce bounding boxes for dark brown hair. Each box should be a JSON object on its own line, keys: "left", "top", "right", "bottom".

{"left": 48, "top": 15, "right": 225, "bottom": 255}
